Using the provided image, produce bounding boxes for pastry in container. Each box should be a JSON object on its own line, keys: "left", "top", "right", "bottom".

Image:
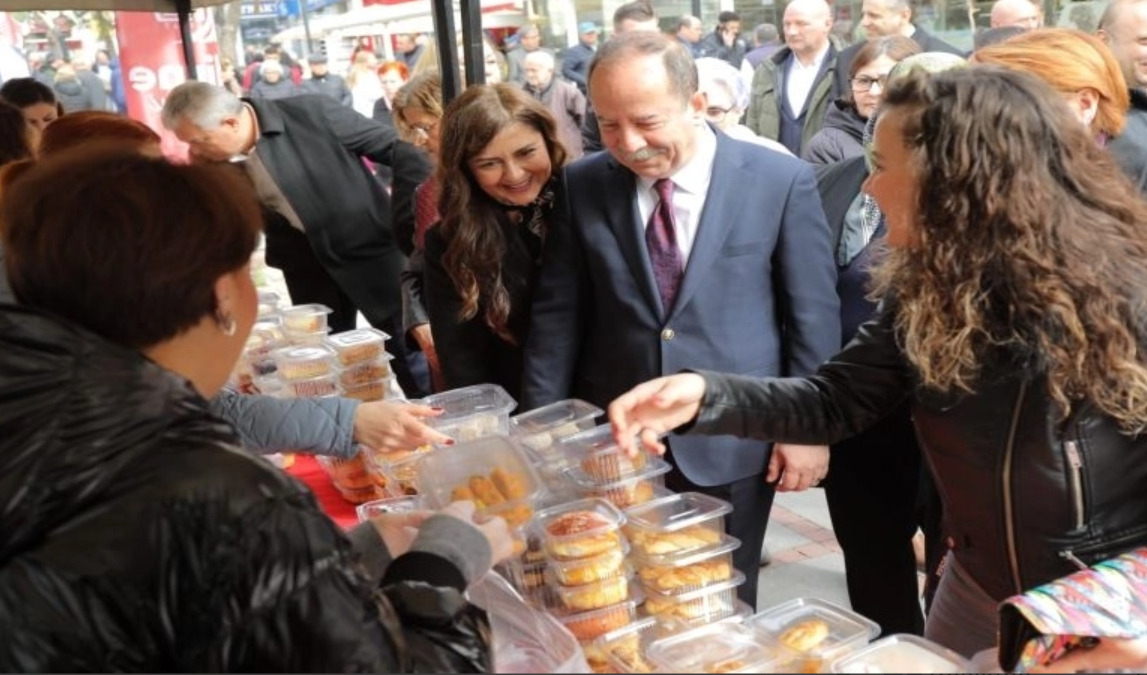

{"left": 551, "top": 567, "right": 634, "bottom": 611}
{"left": 563, "top": 458, "right": 671, "bottom": 509}
{"left": 284, "top": 372, "right": 338, "bottom": 398}
{"left": 272, "top": 344, "right": 336, "bottom": 381}
{"left": 317, "top": 453, "right": 375, "bottom": 490}
{"left": 339, "top": 376, "right": 394, "bottom": 402}
{"left": 643, "top": 570, "right": 746, "bottom": 627}
{"left": 280, "top": 303, "right": 333, "bottom": 333}
{"left": 549, "top": 542, "right": 630, "bottom": 586}
{"left": 510, "top": 399, "right": 602, "bottom": 452}
{"left": 830, "top": 634, "right": 971, "bottom": 673}
{"left": 557, "top": 598, "right": 639, "bottom": 641}
{"left": 415, "top": 435, "right": 540, "bottom": 530}
{"left": 625, "top": 492, "right": 733, "bottom": 558}
{"left": 337, "top": 354, "right": 394, "bottom": 386}
{"left": 635, "top": 536, "right": 740, "bottom": 594}
{"left": 558, "top": 424, "right": 656, "bottom": 483}
{"left": 535, "top": 498, "right": 627, "bottom": 560}
{"left": 746, "top": 597, "right": 880, "bottom": 674}
{"left": 594, "top": 616, "right": 661, "bottom": 674}
{"left": 646, "top": 622, "right": 785, "bottom": 674}
{"left": 325, "top": 327, "right": 391, "bottom": 366}
{"left": 419, "top": 384, "right": 517, "bottom": 444}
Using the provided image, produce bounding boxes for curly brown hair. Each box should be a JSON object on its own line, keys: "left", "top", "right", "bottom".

{"left": 435, "top": 83, "right": 567, "bottom": 342}
{"left": 870, "top": 66, "right": 1147, "bottom": 431}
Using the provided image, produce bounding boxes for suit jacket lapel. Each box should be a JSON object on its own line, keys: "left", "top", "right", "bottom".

{"left": 670, "top": 134, "right": 748, "bottom": 321}
{"left": 602, "top": 157, "right": 664, "bottom": 317}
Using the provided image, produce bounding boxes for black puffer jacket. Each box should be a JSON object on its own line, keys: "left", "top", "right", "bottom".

{"left": 0, "top": 304, "right": 489, "bottom": 672}
{"left": 690, "top": 301, "right": 1147, "bottom": 602}
{"left": 801, "top": 98, "right": 866, "bottom": 166}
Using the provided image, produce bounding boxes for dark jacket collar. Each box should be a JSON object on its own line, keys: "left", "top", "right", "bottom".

{"left": 243, "top": 96, "right": 285, "bottom": 137}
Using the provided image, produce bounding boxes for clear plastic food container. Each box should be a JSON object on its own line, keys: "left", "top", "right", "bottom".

{"left": 325, "top": 327, "right": 391, "bottom": 366}
{"left": 272, "top": 344, "right": 336, "bottom": 381}
{"left": 285, "top": 372, "right": 338, "bottom": 398}
{"left": 317, "top": 453, "right": 379, "bottom": 490}
{"left": 256, "top": 290, "right": 281, "bottom": 317}
{"left": 594, "top": 616, "right": 661, "bottom": 674}
{"left": 747, "top": 597, "right": 880, "bottom": 673}
{"left": 625, "top": 492, "right": 733, "bottom": 558}
{"left": 245, "top": 319, "right": 287, "bottom": 358}
{"left": 283, "top": 328, "right": 329, "bottom": 347}
{"left": 549, "top": 542, "right": 630, "bottom": 586}
{"left": 564, "top": 458, "right": 672, "bottom": 510}
{"left": 419, "top": 384, "right": 518, "bottom": 443}
{"left": 336, "top": 483, "right": 387, "bottom": 504}
{"left": 511, "top": 399, "right": 603, "bottom": 453}
{"left": 280, "top": 303, "right": 333, "bottom": 333}
{"left": 414, "top": 435, "right": 540, "bottom": 527}
{"left": 556, "top": 598, "right": 639, "bottom": 642}
{"left": 355, "top": 494, "right": 423, "bottom": 521}
{"left": 337, "top": 354, "right": 394, "bottom": 387}
{"left": 377, "top": 449, "right": 431, "bottom": 496}
{"left": 559, "top": 424, "right": 653, "bottom": 483}
{"left": 552, "top": 568, "right": 634, "bottom": 612}
{"left": 535, "top": 498, "right": 627, "bottom": 561}
{"left": 635, "top": 536, "right": 741, "bottom": 594}
{"left": 830, "top": 634, "right": 971, "bottom": 674}
{"left": 643, "top": 571, "right": 746, "bottom": 627}
{"left": 647, "top": 623, "right": 786, "bottom": 674}
{"left": 339, "top": 377, "right": 394, "bottom": 402}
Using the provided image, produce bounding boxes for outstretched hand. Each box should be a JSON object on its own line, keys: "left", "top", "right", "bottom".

{"left": 609, "top": 373, "right": 707, "bottom": 457}
{"left": 353, "top": 400, "right": 452, "bottom": 453}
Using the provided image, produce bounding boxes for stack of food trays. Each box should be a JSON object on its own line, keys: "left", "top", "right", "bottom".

{"left": 271, "top": 344, "right": 340, "bottom": 398}
{"left": 558, "top": 425, "right": 672, "bottom": 511}
{"left": 231, "top": 316, "right": 288, "bottom": 392}
{"left": 624, "top": 492, "right": 746, "bottom": 631}
{"left": 531, "top": 498, "right": 642, "bottom": 671}
{"left": 510, "top": 399, "right": 603, "bottom": 502}
{"left": 325, "top": 327, "right": 395, "bottom": 402}
{"left": 316, "top": 452, "right": 388, "bottom": 504}
{"left": 645, "top": 622, "right": 790, "bottom": 673}
{"left": 830, "top": 634, "right": 971, "bottom": 673}
{"left": 415, "top": 435, "right": 541, "bottom": 537}
{"left": 591, "top": 600, "right": 756, "bottom": 673}
{"left": 279, "top": 303, "right": 334, "bottom": 345}
{"left": 746, "top": 597, "right": 880, "bottom": 673}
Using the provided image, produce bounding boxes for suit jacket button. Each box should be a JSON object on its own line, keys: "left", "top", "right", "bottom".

{"left": 661, "top": 328, "right": 676, "bottom": 341}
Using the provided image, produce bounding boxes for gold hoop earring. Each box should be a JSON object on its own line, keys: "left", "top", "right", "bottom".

{"left": 215, "top": 309, "right": 237, "bottom": 337}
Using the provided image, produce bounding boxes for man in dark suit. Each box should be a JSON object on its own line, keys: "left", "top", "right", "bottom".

{"left": 833, "top": 0, "right": 963, "bottom": 94}
{"left": 523, "top": 32, "right": 841, "bottom": 608}
{"left": 162, "top": 82, "right": 422, "bottom": 395}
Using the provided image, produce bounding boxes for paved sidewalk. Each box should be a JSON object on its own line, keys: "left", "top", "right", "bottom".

{"left": 757, "top": 490, "right": 851, "bottom": 610}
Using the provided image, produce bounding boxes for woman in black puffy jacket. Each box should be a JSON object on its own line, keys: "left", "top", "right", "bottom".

{"left": 0, "top": 147, "right": 508, "bottom": 672}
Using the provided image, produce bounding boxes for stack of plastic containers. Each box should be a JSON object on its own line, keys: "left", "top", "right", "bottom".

{"left": 324, "top": 327, "right": 395, "bottom": 402}
{"left": 625, "top": 492, "right": 746, "bottom": 631}
{"left": 830, "top": 634, "right": 971, "bottom": 673}
{"left": 279, "top": 303, "right": 333, "bottom": 346}
{"left": 557, "top": 425, "right": 672, "bottom": 511}
{"left": 233, "top": 316, "right": 288, "bottom": 393}
{"left": 745, "top": 597, "right": 880, "bottom": 673}
{"left": 510, "top": 399, "right": 603, "bottom": 502}
{"left": 534, "top": 498, "right": 641, "bottom": 672}
{"left": 272, "top": 344, "right": 340, "bottom": 398}
{"left": 646, "top": 623, "right": 788, "bottom": 673}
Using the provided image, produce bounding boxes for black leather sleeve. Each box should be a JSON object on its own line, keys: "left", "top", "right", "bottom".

{"left": 691, "top": 300, "right": 911, "bottom": 445}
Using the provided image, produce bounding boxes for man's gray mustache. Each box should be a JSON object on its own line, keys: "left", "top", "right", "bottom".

{"left": 625, "top": 147, "right": 666, "bottom": 162}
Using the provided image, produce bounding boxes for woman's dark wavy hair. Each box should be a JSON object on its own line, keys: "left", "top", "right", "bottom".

{"left": 435, "top": 83, "right": 567, "bottom": 342}
{"left": 0, "top": 101, "right": 32, "bottom": 168}
{"left": 869, "top": 65, "right": 1147, "bottom": 431}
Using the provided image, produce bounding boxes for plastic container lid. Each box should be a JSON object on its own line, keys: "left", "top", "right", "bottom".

{"left": 419, "top": 383, "right": 518, "bottom": 443}
{"left": 535, "top": 498, "right": 627, "bottom": 559}
{"left": 634, "top": 536, "right": 741, "bottom": 594}
{"left": 355, "top": 494, "right": 423, "bottom": 522}
{"left": 594, "top": 616, "right": 661, "bottom": 674}
{"left": 511, "top": 399, "right": 603, "bottom": 452}
{"left": 325, "top": 327, "right": 391, "bottom": 365}
{"left": 625, "top": 491, "right": 734, "bottom": 534}
{"left": 414, "top": 435, "right": 540, "bottom": 518}
{"left": 747, "top": 597, "right": 880, "bottom": 659}
{"left": 643, "top": 571, "right": 746, "bottom": 628}
{"left": 558, "top": 424, "right": 657, "bottom": 483}
{"left": 830, "top": 634, "right": 972, "bottom": 673}
{"left": 647, "top": 622, "right": 786, "bottom": 674}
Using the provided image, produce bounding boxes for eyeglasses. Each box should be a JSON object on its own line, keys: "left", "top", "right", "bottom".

{"left": 406, "top": 119, "right": 440, "bottom": 144}
{"left": 705, "top": 106, "right": 736, "bottom": 122}
{"left": 851, "top": 75, "right": 889, "bottom": 92}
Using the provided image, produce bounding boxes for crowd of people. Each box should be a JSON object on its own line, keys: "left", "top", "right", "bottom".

{"left": 4, "top": 0, "right": 1147, "bottom": 670}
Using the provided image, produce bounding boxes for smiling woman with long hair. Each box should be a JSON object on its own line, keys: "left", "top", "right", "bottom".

{"left": 608, "top": 66, "right": 1147, "bottom": 660}
{"left": 423, "top": 83, "right": 567, "bottom": 398}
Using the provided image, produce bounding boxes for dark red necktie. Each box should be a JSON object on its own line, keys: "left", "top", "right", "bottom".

{"left": 647, "top": 178, "right": 683, "bottom": 313}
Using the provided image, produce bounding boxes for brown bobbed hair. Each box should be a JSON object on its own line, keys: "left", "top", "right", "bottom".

{"left": 973, "top": 28, "right": 1129, "bottom": 137}
{"left": 435, "top": 83, "right": 567, "bottom": 341}
{"left": 869, "top": 66, "right": 1147, "bottom": 431}
{"left": 2, "top": 147, "right": 263, "bottom": 350}
{"left": 391, "top": 71, "right": 443, "bottom": 142}
{"left": 39, "top": 111, "right": 160, "bottom": 157}
{"left": 847, "top": 35, "right": 920, "bottom": 106}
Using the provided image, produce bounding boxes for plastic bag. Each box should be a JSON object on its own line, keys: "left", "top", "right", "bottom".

{"left": 468, "top": 572, "right": 591, "bottom": 674}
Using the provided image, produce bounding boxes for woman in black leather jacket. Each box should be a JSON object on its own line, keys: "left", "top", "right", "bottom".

{"left": 608, "top": 67, "right": 1147, "bottom": 661}
{"left": 0, "top": 148, "right": 509, "bottom": 672}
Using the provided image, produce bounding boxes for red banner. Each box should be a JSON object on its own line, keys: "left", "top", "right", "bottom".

{"left": 115, "top": 9, "right": 220, "bottom": 161}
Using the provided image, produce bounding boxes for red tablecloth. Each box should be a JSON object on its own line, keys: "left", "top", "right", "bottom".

{"left": 287, "top": 454, "right": 359, "bottom": 529}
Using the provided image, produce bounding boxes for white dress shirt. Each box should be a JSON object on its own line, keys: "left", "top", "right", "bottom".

{"left": 635, "top": 123, "right": 718, "bottom": 267}
{"left": 785, "top": 43, "right": 830, "bottom": 116}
